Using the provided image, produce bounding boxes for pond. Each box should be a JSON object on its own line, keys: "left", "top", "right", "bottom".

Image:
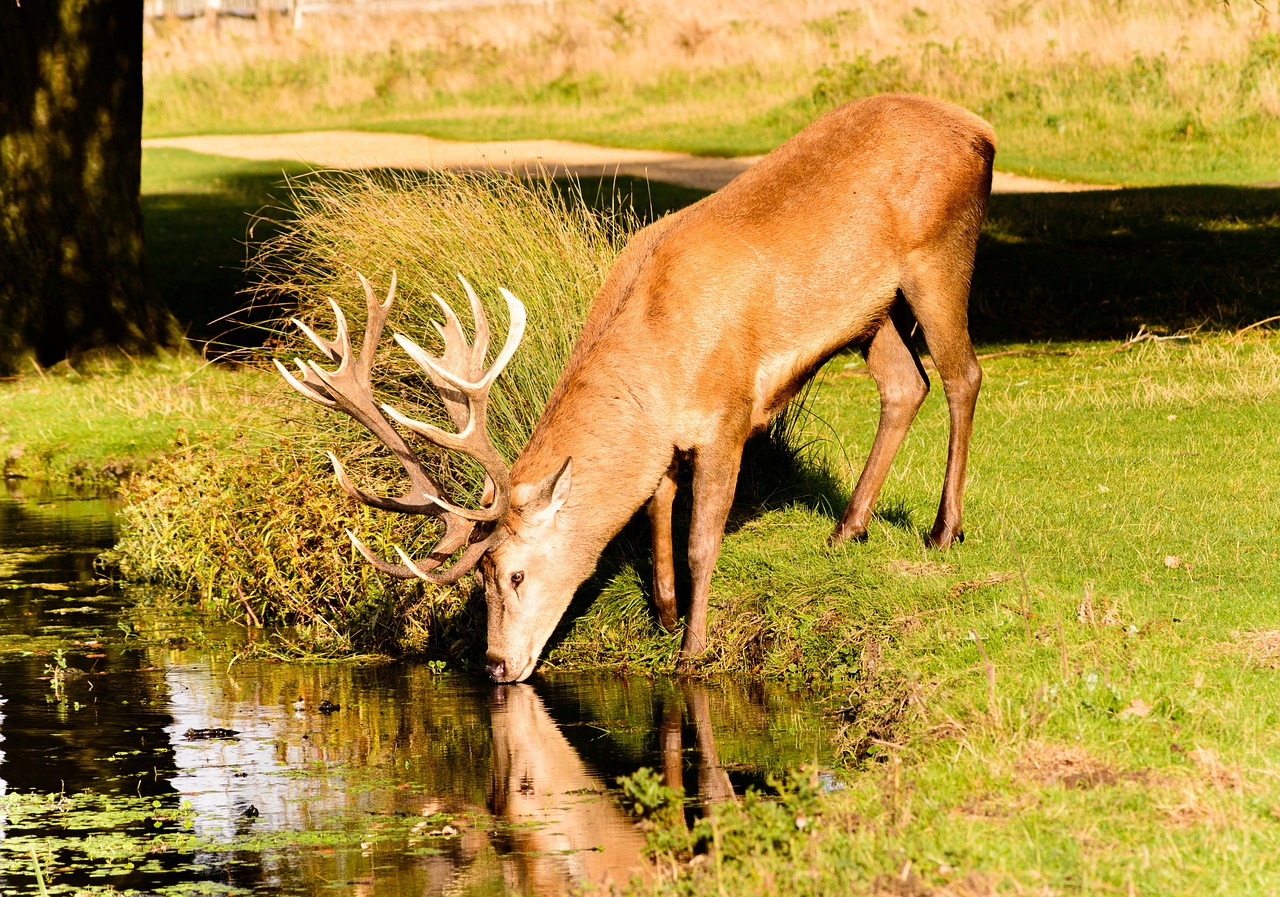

{"left": 0, "top": 483, "right": 840, "bottom": 896}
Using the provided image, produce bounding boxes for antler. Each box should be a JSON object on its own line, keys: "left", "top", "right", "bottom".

{"left": 275, "top": 271, "right": 525, "bottom": 584}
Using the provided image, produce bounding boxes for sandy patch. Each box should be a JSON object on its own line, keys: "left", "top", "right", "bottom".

{"left": 144, "top": 129, "right": 1115, "bottom": 194}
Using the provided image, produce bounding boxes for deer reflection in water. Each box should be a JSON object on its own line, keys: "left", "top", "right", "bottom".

{"left": 159, "top": 657, "right": 780, "bottom": 896}
{"left": 488, "top": 680, "right": 742, "bottom": 894}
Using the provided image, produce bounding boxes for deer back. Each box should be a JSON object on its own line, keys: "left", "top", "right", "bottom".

{"left": 513, "top": 93, "right": 995, "bottom": 498}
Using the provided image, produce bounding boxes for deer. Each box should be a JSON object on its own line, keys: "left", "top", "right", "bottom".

{"left": 277, "top": 93, "right": 996, "bottom": 684}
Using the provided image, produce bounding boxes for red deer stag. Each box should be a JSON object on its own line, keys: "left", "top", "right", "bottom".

{"left": 278, "top": 93, "right": 995, "bottom": 683}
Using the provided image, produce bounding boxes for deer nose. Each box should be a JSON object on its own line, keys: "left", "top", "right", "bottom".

{"left": 485, "top": 657, "right": 508, "bottom": 682}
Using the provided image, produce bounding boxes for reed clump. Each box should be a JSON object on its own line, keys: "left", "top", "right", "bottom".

{"left": 114, "top": 168, "right": 627, "bottom": 658}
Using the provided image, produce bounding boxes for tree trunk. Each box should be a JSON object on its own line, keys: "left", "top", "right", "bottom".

{"left": 0, "top": 0, "right": 180, "bottom": 375}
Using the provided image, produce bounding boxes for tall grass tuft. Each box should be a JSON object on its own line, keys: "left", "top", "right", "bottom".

{"left": 249, "top": 167, "right": 627, "bottom": 497}
{"left": 115, "top": 168, "right": 629, "bottom": 659}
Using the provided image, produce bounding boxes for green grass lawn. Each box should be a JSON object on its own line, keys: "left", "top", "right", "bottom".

{"left": 586, "top": 334, "right": 1280, "bottom": 896}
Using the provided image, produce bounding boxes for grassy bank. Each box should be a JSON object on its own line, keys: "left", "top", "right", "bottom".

{"left": 0, "top": 353, "right": 267, "bottom": 486}
{"left": 144, "top": 0, "right": 1280, "bottom": 185}
{"left": 606, "top": 332, "right": 1280, "bottom": 896}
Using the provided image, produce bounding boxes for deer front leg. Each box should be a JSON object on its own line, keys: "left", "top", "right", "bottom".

{"left": 679, "top": 442, "right": 743, "bottom": 671}
{"left": 648, "top": 457, "right": 680, "bottom": 632}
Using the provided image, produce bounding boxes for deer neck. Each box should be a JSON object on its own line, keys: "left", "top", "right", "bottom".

{"left": 512, "top": 365, "right": 673, "bottom": 561}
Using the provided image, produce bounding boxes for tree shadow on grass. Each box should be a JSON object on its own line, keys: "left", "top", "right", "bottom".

{"left": 974, "top": 185, "right": 1280, "bottom": 342}
{"left": 144, "top": 149, "right": 1280, "bottom": 355}
{"left": 141, "top": 148, "right": 312, "bottom": 352}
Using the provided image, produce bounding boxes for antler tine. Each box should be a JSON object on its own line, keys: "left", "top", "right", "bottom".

{"left": 290, "top": 308, "right": 346, "bottom": 365}
{"left": 325, "top": 451, "right": 450, "bottom": 516}
{"left": 394, "top": 288, "right": 526, "bottom": 394}
{"left": 355, "top": 270, "right": 396, "bottom": 373}
{"left": 346, "top": 525, "right": 505, "bottom": 584}
{"left": 458, "top": 274, "right": 491, "bottom": 373}
{"left": 275, "top": 357, "right": 337, "bottom": 408}
{"left": 277, "top": 271, "right": 526, "bottom": 582}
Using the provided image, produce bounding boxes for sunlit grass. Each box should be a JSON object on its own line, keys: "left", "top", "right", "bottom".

{"left": 613, "top": 332, "right": 1280, "bottom": 895}
{"left": 143, "top": 0, "right": 1280, "bottom": 185}
{"left": 0, "top": 353, "right": 263, "bottom": 485}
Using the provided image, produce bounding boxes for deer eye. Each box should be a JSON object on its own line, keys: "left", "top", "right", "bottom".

{"left": 510, "top": 571, "right": 525, "bottom": 588}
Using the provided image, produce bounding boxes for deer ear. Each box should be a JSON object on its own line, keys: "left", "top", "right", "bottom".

{"left": 521, "top": 458, "right": 572, "bottom": 528}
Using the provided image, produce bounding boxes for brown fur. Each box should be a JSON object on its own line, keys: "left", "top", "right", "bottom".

{"left": 484, "top": 94, "right": 994, "bottom": 677}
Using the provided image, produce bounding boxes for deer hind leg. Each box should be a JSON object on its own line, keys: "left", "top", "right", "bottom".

{"left": 678, "top": 440, "right": 744, "bottom": 670}
{"left": 647, "top": 456, "right": 680, "bottom": 632}
{"left": 902, "top": 256, "right": 983, "bottom": 549}
{"left": 831, "top": 301, "right": 930, "bottom": 543}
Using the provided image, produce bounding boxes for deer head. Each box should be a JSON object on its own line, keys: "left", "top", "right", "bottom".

{"left": 277, "top": 272, "right": 591, "bottom": 682}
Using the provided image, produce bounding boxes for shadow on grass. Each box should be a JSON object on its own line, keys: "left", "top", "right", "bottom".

{"left": 567, "top": 180, "right": 1280, "bottom": 343}
{"left": 141, "top": 148, "right": 313, "bottom": 352}
{"left": 975, "top": 185, "right": 1280, "bottom": 342}
{"left": 144, "top": 148, "right": 1280, "bottom": 357}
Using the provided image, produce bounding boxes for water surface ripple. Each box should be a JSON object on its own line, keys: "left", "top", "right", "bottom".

{"left": 0, "top": 484, "right": 835, "bottom": 896}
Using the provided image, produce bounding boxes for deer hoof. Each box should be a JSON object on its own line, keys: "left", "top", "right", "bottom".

{"left": 828, "top": 523, "right": 869, "bottom": 545}
{"left": 927, "top": 526, "right": 964, "bottom": 549}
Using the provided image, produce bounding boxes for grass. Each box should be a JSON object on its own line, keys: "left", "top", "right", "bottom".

{"left": 143, "top": 0, "right": 1280, "bottom": 186}
{"left": 0, "top": 150, "right": 304, "bottom": 488}
{"left": 615, "top": 333, "right": 1280, "bottom": 896}
{"left": 0, "top": 353, "right": 266, "bottom": 485}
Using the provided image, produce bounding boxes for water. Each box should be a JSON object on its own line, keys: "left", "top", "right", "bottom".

{"left": 0, "top": 483, "right": 837, "bottom": 896}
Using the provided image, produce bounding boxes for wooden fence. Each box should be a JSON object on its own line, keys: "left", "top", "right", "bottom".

{"left": 145, "top": 0, "right": 554, "bottom": 28}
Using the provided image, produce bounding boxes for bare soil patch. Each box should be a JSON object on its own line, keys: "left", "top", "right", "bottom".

{"left": 144, "top": 130, "right": 1114, "bottom": 194}
{"left": 1016, "top": 741, "right": 1144, "bottom": 789}
{"left": 1229, "top": 628, "right": 1280, "bottom": 668}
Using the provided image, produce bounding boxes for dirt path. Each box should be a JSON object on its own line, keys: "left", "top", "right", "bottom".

{"left": 145, "top": 129, "right": 1113, "bottom": 194}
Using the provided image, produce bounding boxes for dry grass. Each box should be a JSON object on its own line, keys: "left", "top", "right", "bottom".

{"left": 146, "top": 0, "right": 1270, "bottom": 80}
{"left": 1015, "top": 740, "right": 1132, "bottom": 790}
{"left": 991, "top": 336, "right": 1280, "bottom": 414}
{"left": 145, "top": 0, "right": 1278, "bottom": 137}
{"left": 1228, "top": 628, "right": 1280, "bottom": 669}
